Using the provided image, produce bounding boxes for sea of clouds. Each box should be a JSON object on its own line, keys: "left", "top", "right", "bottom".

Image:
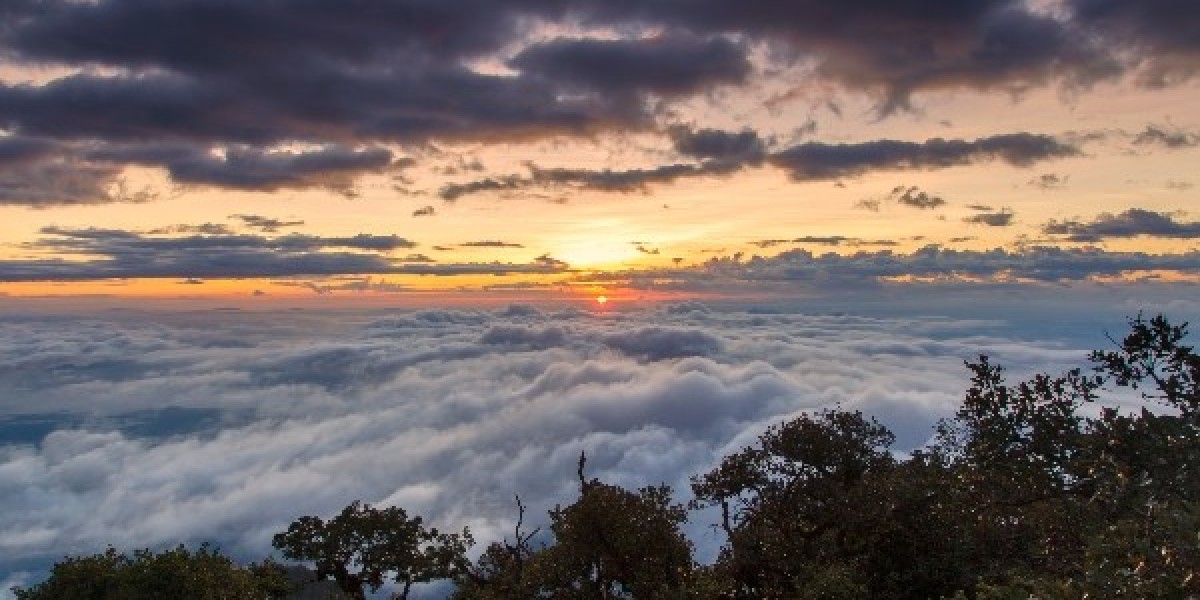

{"left": 1, "top": 293, "right": 1196, "bottom": 596}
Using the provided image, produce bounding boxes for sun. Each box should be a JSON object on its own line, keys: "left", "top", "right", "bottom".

{"left": 595, "top": 295, "right": 608, "bottom": 305}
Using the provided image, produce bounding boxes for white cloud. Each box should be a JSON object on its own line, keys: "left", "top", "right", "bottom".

{"left": 1, "top": 296, "right": 1194, "bottom": 592}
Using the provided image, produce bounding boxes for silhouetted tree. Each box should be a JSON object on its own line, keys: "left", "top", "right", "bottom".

{"left": 273, "top": 500, "right": 471, "bottom": 600}
{"left": 455, "top": 453, "right": 695, "bottom": 599}
{"left": 11, "top": 544, "right": 291, "bottom": 600}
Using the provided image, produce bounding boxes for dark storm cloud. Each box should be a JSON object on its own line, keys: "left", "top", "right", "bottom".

{"left": 511, "top": 33, "right": 751, "bottom": 96}
{"left": 584, "top": 0, "right": 1121, "bottom": 114}
{"left": 769, "top": 134, "right": 1078, "bottom": 180}
{"left": 0, "top": 135, "right": 57, "bottom": 165}
{"left": 1043, "top": 208, "right": 1200, "bottom": 241}
{"left": 1067, "top": 0, "right": 1200, "bottom": 86}
{"left": 0, "top": 0, "right": 1194, "bottom": 203}
{"left": 0, "top": 228, "right": 571, "bottom": 280}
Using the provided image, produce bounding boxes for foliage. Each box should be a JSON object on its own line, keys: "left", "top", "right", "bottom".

{"left": 272, "top": 500, "right": 472, "bottom": 600}
{"left": 454, "top": 454, "right": 695, "bottom": 599}
{"left": 11, "top": 544, "right": 291, "bottom": 600}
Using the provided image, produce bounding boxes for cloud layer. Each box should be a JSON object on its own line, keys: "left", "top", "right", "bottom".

{"left": 4, "top": 300, "right": 1163, "bottom": 595}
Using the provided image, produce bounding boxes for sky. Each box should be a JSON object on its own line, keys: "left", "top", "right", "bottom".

{"left": 0, "top": 0, "right": 1198, "bottom": 301}
{"left": 1, "top": 0, "right": 1200, "bottom": 596}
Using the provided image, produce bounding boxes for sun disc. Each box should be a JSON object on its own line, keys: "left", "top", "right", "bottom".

{"left": 596, "top": 295, "right": 608, "bottom": 304}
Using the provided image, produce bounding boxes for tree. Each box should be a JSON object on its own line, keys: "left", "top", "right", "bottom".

{"left": 455, "top": 454, "right": 696, "bottom": 599}
{"left": 11, "top": 544, "right": 291, "bottom": 600}
{"left": 691, "top": 409, "right": 899, "bottom": 598}
{"left": 273, "top": 500, "right": 471, "bottom": 600}
{"left": 931, "top": 313, "right": 1200, "bottom": 597}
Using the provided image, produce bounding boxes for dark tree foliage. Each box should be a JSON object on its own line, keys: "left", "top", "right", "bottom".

{"left": 455, "top": 454, "right": 696, "bottom": 599}
{"left": 11, "top": 544, "right": 292, "bottom": 600}
{"left": 272, "top": 500, "right": 472, "bottom": 600}
{"left": 684, "top": 314, "right": 1199, "bottom": 599}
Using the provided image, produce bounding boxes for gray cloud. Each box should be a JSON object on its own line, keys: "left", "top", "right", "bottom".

{"left": 0, "top": 0, "right": 1186, "bottom": 203}
{"left": 1029, "top": 173, "right": 1068, "bottom": 189}
{"left": 439, "top": 130, "right": 1077, "bottom": 200}
{"left": 618, "top": 245, "right": 1200, "bottom": 287}
{"left": 1, "top": 301, "right": 1181, "bottom": 591}
{"left": 0, "top": 156, "right": 126, "bottom": 206}
{"left": 230, "top": 214, "right": 306, "bottom": 233}
{"left": 963, "top": 209, "right": 1015, "bottom": 227}
{"left": 668, "top": 126, "right": 767, "bottom": 163}
{"left": 459, "top": 241, "right": 525, "bottom": 248}
{"left": 1132, "top": 124, "right": 1200, "bottom": 149}
{"left": 93, "top": 144, "right": 394, "bottom": 192}
{"left": 888, "top": 185, "right": 946, "bottom": 209}
{"left": 0, "top": 228, "right": 573, "bottom": 281}
{"left": 770, "top": 133, "right": 1078, "bottom": 181}
{"left": 1067, "top": 0, "right": 1200, "bottom": 86}
{"left": 511, "top": 33, "right": 751, "bottom": 97}
{"left": 1043, "top": 208, "right": 1200, "bottom": 241}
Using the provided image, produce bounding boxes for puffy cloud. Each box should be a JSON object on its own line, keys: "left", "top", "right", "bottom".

{"left": 4, "top": 301, "right": 1140, "bottom": 587}
{"left": 601, "top": 327, "right": 723, "bottom": 360}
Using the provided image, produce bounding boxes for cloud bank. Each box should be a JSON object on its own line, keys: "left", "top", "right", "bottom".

{"left": 4, "top": 299, "right": 1166, "bottom": 595}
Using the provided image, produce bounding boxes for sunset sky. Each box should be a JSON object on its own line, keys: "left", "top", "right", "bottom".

{"left": 1, "top": 0, "right": 1197, "bottom": 304}
{"left": 2, "top": 2, "right": 1200, "bottom": 596}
